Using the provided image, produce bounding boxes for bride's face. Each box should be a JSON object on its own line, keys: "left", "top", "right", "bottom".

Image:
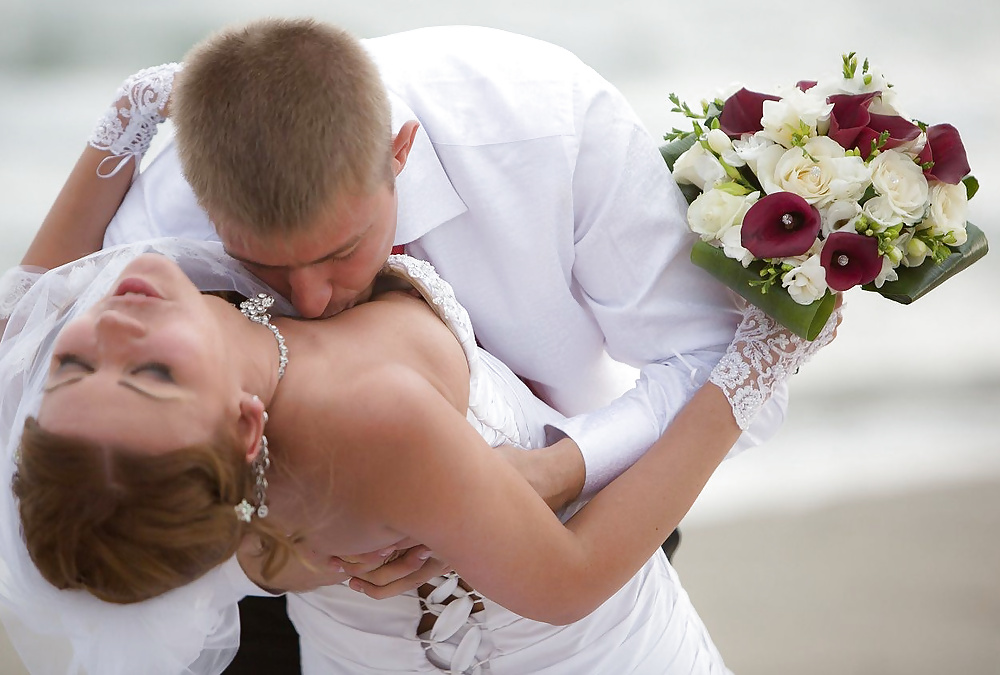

{"left": 36, "top": 254, "right": 241, "bottom": 453}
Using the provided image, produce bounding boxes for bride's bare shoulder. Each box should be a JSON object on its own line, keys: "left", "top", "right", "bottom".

{"left": 274, "top": 289, "right": 470, "bottom": 431}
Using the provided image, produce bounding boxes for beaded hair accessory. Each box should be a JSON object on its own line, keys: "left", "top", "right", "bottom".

{"left": 234, "top": 294, "right": 287, "bottom": 522}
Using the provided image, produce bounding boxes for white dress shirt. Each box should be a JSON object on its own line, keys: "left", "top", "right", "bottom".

{"left": 105, "top": 26, "right": 785, "bottom": 498}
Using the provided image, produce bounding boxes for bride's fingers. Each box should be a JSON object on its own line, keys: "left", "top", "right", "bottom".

{"left": 347, "top": 548, "right": 451, "bottom": 600}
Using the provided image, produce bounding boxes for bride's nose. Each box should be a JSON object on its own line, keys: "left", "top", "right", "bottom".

{"left": 95, "top": 310, "right": 147, "bottom": 339}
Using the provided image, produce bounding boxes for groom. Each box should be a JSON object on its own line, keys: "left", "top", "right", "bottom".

{"left": 102, "top": 18, "right": 787, "bottom": 672}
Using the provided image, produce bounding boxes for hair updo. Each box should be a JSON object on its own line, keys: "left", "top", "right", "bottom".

{"left": 13, "top": 417, "right": 291, "bottom": 604}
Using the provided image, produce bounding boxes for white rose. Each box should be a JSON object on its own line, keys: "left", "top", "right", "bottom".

{"left": 760, "top": 88, "right": 834, "bottom": 148}
{"left": 687, "top": 188, "right": 759, "bottom": 242}
{"left": 758, "top": 136, "right": 870, "bottom": 207}
{"left": 672, "top": 142, "right": 726, "bottom": 192}
{"left": 921, "top": 181, "right": 969, "bottom": 245}
{"left": 720, "top": 223, "right": 756, "bottom": 267}
{"left": 781, "top": 254, "right": 828, "bottom": 305}
{"left": 869, "top": 149, "right": 929, "bottom": 225}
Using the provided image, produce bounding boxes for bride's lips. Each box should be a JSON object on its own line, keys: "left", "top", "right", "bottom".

{"left": 113, "top": 277, "right": 163, "bottom": 299}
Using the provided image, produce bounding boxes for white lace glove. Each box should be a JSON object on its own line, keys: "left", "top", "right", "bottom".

{"left": 710, "top": 303, "right": 840, "bottom": 430}
{"left": 88, "top": 62, "right": 183, "bottom": 178}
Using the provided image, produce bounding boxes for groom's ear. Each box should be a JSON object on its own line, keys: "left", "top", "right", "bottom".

{"left": 236, "top": 393, "right": 268, "bottom": 464}
{"left": 390, "top": 120, "right": 420, "bottom": 177}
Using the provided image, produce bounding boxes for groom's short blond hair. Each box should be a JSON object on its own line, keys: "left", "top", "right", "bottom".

{"left": 172, "top": 18, "right": 392, "bottom": 238}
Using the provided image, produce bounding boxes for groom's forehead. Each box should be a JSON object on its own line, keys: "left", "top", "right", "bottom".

{"left": 222, "top": 225, "right": 371, "bottom": 271}
{"left": 214, "top": 185, "right": 391, "bottom": 267}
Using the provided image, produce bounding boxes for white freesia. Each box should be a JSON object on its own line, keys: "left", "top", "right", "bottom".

{"left": 921, "top": 181, "right": 969, "bottom": 245}
{"left": 820, "top": 199, "right": 862, "bottom": 236}
{"left": 687, "top": 188, "right": 758, "bottom": 242}
{"left": 720, "top": 223, "right": 755, "bottom": 267}
{"left": 811, "top": 63, "right": 903, "bottom": 116}
{"left": 706, "top": 128, "right": 745, "bottom": 167}
{"left": 893, "top": 129, "right": 927, "bottom": 159}
{"left": 672, "top": 142, "right": 727, "bottom": 192}
{"left": 813, "top": 66, "right": 891, "bottom": 98}
{"left": 872, "top": 254, "right": 899, "bottom": 287}
{"left": 781, "top": 254, "right": 828, "bottom": 304}
{"left": 869, "top": 149, "right": 929, "bottom": 224}
{"left": 756, "top": 136, "right": 870, "bottom": 207}
{"left": 760, "top": 88, "right": 833, "bottom": 148}
{"left": 732, "top": 132, "right": 778, "bottom": 175}
{"left": 901, "top": 232, "right": 932, "bottom": 267}
{"left": 861, "top": 195, "right": 899, "bottom": 231}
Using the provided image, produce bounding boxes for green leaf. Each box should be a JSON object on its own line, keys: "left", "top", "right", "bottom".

{"left": 963, "top": 175, "right": 980, "bottom": 201}
{"left": 862, "top": 222, "right": 989, "bottom": 303}
{"left": 660, "top": 135, "right": 697, "bottom": 172}
{"left": 690, "top": 241, "right": 837, "bottom": 340}
{"left": 677, "top": 183, "right": 702, "bottom": 205}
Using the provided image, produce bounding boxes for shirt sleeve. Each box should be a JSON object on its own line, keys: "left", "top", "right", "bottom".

{"left": 550, "top": 67, "right": 787, "bottom": 499}
{"left": 103, "top": 133, "right": 219, "bottom": 249}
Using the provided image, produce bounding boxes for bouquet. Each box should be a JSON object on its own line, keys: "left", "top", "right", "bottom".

{"left": 663, "top": 54, "right": 988, "bottom": 339}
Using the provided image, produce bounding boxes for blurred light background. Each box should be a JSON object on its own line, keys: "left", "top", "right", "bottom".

{"left": 1, "top": 1, "right": 998, "bottom": 673}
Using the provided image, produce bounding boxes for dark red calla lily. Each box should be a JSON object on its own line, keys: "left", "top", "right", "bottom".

{"left": 820, "top": 231, "right": 882, "bottom": 290}
{"left": 741, "top": 192, "right": 822, "bottom": 258}
{"left": 918, "top": 123, "right": 971, "bottom": 184}
{"left": 719, "top": 88, "right": 781, "bottom": 139}
{"left": 796, "top": 80, "right": 818, "bottom": 92}
{"left": 828, "top": 93, "right": 920, "bottom": 159}
{"left": 827, "top": 92, "right": 879, "bottom": 149}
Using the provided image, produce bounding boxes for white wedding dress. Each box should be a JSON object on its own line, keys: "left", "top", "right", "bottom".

{"left": 0, "top": 241, "right": 731, "bottom": 675}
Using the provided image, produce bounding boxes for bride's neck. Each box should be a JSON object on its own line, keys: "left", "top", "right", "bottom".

{"left": 218, "top": 298, "right": 284, "bottom": 407}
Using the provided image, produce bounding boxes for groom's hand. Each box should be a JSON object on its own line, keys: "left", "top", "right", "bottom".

{"left": 237, "top": 544, "right": 352, "bottom": 594}
{"left": 335, "top": 542, "right": 451, "bottom": 600}
{"left": 495, "top": 437, "right": 586, "bottom": 512}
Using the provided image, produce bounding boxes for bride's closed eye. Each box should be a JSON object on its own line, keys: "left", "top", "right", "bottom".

{"left": 53, "top": 355, "right": 174, "bottom": 382}
{"left": 134, "top": 362, "right": 174, "bottom": 382}
{"left": 54, "top": 354, "right": 93, "bottom": 373}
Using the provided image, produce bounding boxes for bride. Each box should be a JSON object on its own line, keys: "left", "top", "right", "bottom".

{"left": 1, "top": 238, "right": 835, "bottom": 675}
{"left": 0, "top": 72, "right": 837, "bottom": 675}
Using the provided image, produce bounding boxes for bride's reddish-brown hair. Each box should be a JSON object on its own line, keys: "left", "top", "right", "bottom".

{"left": 13, "top": 417, "right": 290, "bottom": 604}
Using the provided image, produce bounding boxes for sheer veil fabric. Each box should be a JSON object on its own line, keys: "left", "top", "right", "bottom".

{"left": 0, "top": 240, "right": 294, "bottom": 675}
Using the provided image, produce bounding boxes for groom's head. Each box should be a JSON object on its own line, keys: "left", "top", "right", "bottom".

{"left": 173, "top": 18, "right": 419, "bottom": 318}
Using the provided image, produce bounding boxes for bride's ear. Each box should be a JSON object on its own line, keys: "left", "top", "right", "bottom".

{"left": 237, "top": 393, "right": 268, "bottom": 464}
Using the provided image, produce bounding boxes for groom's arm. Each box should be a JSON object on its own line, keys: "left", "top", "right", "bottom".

{"left": 522, "top": 64, "right": 787, "bottom": 505}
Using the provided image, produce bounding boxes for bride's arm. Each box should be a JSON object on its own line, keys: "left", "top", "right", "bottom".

{"left": 350, "top": 308, "right": 836, "bottom": 624}
{"left": 347, "top": 368, "right": 734, "bottom": 624}
{"left": 20, "top": 147, "right": 134, "bottom": 269}
{"left": 21, "top": 65, "right": 179, "bottom": 270}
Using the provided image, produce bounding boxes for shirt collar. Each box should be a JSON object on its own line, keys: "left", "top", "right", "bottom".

{"left": 388, "top": 91, "right": 468, "bottom": 245}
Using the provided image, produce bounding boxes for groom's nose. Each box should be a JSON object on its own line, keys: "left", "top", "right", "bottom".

{"left": 287, "top": 266, "right": 335, "bottom": 319}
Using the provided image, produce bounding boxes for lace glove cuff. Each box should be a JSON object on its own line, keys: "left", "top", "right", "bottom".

{"left": 88, "top": 62, "right": 183, "bottom": 178}
{"left": 710, "top": 304, "right": 840, "bottom": 430}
